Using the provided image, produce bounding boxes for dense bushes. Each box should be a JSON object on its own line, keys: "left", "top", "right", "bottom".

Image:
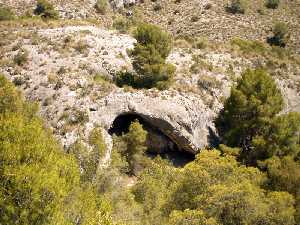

{"left": 226, "top": 0, "right": 246, "bottom": 14}
{"left": 13, "top": 49, "right": 29, "bottom": 66}
{"left": 216, "top": 69, "right": 284, "bottom": 164}
{"left": 216, "top": 69, "right": 300, "bottom": 224}
{"left": 69, "top": 127, "right": 106, "bottom": 183}
{"left": 113, "top": 16, "right": 130, "bottom": 33}
{"left": 34, "top": 0, "right": 59, "bottom": 19}
{"left": 0, "top": 75, "right": 78, "bottom": 224}
{"left": 0, "top": 5, "right": 15, "bottom": 21}
{"left": 116, "top": 23, "right": 175, "bottom": 90}
{"left": 267, "top": 22, "right": 289, "bottom": 47}
{"left": 132, "top": 150, "right": 296, "bottom": 225}
{"left": 0, "top": 75, "right": 114, "bottom": 225}
{"left": 265, "top": 0, "right": 280, "bottom": 9}
{"left": 1, "top": 71, "right": 299, "bottom": 224}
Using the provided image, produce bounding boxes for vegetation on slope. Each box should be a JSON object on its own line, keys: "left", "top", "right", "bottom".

{"left": 0, "top": 75, "right": 114, "bottom": 225}
{"left": 116, "top": 23, "right": 175, "bottom": 90}
{"left": 0, "top": 0, "right": 299, "bottom": 224}
{"left": 1, "top": 71, "right": 299, "bottom": 224}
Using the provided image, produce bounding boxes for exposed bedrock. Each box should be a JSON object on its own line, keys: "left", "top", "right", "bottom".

{"left": 89, "top": 90, "right": 219, "bottom": 154}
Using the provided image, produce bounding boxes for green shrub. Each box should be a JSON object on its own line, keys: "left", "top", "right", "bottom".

{"left": 197, "top": 75, "right": 222, "bottom": 91}
{"left": 267, "top": 22, "right": 289, "bottom": 47}
{"left": 127, "top": 23, "right": 174, "bottom": 89}
{"left": 0, "top": 75, "right": 23, "bottom": 114}
{"left": 226, "top": 0, "right": 246, "bottom": 14}
{"left": 0, "top": 75, "right": 114, "bottom": 225}
{"left": 34, "top": 0, "right": 59, "bottom": 19}
{"left": 0, "top": 5, "right": 15, "bottom": 21}
{"left": 115, "top": 64, "right": 175, "bottom": 90}
{"left": 13, "top": 49, "right": 29, "bottom": 66}
{"left": 115, "top": 71, "right": 136, "bottom": 88}
{"left": 231, "top": 38, "right": 267, "bottom": 55}
{"left": 265, "top": 0, "right": 280, "bottom": 9}
{"left": 133, "top": 23, "right": 172, "bottom": 58}
{"left": 113, "top": 17, "right": 130, "bottom": 33}
{"left": 193, "top": 37, "right": 208, "bottom": 49}
{"left": 113, "top": 120, "right": 148, "bottom": 175}
{"left": 95, "top": 0, "right": 108, "bottom": 14}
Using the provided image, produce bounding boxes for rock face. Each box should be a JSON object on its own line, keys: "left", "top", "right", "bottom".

{"left": 90, "top": 89, "right": 217, "bottom": 154}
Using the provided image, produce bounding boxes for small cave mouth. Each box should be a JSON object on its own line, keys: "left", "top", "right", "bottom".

{"left": 108, "top": 113, "right": 195, "bottom": 167}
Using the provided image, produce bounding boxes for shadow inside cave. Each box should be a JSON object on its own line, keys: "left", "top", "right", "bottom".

{"left": 108, "top": 113, "right": 195, "bottom": 167}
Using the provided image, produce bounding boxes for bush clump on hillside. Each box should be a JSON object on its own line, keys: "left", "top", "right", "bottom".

{"left": 226, "top": 0, "right": 246, "bottom": 14}
{"left": 95, "top": 0, "right": 108, "bottom": 14}
{"left": 116, "top": 23, "right": 175, "bottom": 90}
{"left": 113, "top": 16, "right": 130, "bottom": 33}
{"left": 267, "top": 22, "right": 289, "bottom": 47}
{"left": 265, "top": 0, "right": 280, "bottom": 9}
{"left": 0, "top": 5, "right": 15, "bottom": 21}
{"left": 216, "top": 68, "right": 300, "bottom": 223}
{"left": 34, "top": 0, "right": 59, "bottom": 19}
{"left": 0, "top": 75, "right": 115, "bottom": 225}
{"left": 13, "top": 49, "right": 29, "bottom": 66}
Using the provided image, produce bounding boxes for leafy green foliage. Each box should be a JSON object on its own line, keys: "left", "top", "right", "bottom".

{"left": 267, "top": 22, "right": 289, "bottom": 47}
{"left": 132, "top": 158, "right": 177, "bottom": 225}
{"left": 0, "top": 75, "right": 114, "bottom": 225}
{"left": 68, "top": 127, "right": 107, "bottom": 183}
{"left": 226, "top": 0, "right": 246, "bottom": 14}
{"left": 0, "top": 5, "right": 15, "bottom": 21}
{"left": 114, "top": 120, "right": 148, "bottom": 175}
{"left": 117, "top": 23, "right": 175, "bottom": 90}
{"left": 13, "top": 49, "right": 29, "bottom": 66}
{"left": 133, "top": 23, "right": 172, "bottom": 59}
{"left": 113, "top": 16, "right": 130, "bottom": 33}
{"left": 265, "top": 0, "right": 280, "bottom": 9}
{"left": 34, "top": 0, "right": 59, "bottom": 19}
{"left": 216, "top": 69, "right": 284, "bottom": 163}
{"left": 64, "top": 185, "right": 114, "bottom": 225}
{"left": 251, "top": 112, "right": 300, "bottom": 161}
{"left": 262, "top": 156, "right": 300, "bottom": 224}
{"left": 0, "top": 75, "right": 23, "bottom": 113}
{"left": 216, "top": 68, "right": 300, "bottom": 224}
{"left": 168, "top": 209, "right": 219, "bottom": 225}
{"left": 132, "top": 150, "right": 296, "bottom": 225}
{"left": 231, "top": 38, "right": 267, "bottom": 55}
{"left": 0, "top": 76, "right": 79, "bottom": 224}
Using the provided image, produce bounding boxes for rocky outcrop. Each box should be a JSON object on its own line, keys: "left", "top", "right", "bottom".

{"left": 90, "top": 89, "right": 217, "bottom": 154}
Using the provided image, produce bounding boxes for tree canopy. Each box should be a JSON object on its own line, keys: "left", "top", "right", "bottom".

{"left": 0, "top": 75, "right": 114, "bottom": 225}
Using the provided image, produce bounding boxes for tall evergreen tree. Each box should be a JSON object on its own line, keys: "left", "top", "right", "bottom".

{"left": 216, "top": 69, "right": 284, "bottom": 164}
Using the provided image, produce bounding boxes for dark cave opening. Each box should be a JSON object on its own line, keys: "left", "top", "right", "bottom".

{"left": 108, "top": 113, "right": 195, "bottom": 167}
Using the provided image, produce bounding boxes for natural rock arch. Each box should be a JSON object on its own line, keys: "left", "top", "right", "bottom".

{"left": 108, "top": 112, "right": 196, "bottom": 166}
{"left": 109, "top": 112, "right": 194, "bottom": 153}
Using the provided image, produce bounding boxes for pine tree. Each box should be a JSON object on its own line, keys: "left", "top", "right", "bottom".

{"left": 216, "top": 69, "right": 284, "bottom": 164}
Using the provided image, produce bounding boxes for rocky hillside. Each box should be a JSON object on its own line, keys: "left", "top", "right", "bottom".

{"left": 137, "top": 0, "right": 300, "bottom": 50}
{"left": 0, "top": 0, "right": 299, "bottom": 160}
{"left": 3, "top": 0, "right": 300, "bottom": 51}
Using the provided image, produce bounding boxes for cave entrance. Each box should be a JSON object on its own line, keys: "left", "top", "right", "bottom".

{"left": 108, "top": 113, "right": 195, "bottom": 167}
